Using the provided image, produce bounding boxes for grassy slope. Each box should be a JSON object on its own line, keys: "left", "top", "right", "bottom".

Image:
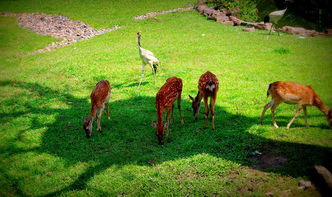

{"left": 1, "top": 0, "right": 332, "bottom": 196}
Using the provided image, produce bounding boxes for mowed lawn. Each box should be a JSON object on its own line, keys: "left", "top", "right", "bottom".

{"left": 1, "top": 0, "right": 332, "bottom": 196}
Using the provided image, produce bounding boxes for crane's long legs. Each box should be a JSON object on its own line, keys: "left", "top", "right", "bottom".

{"left": 138, "top": 63, "right": 145, "bottom": 88}
{"left": 269, "top": 24, "right": 274, "bottom": 35}
{"left": 150, "top": 62, "right": 156, "bottom": 87}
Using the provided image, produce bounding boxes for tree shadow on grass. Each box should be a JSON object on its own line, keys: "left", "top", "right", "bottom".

{"left": 0, "top": 80, "right": 331, "bottom": 196}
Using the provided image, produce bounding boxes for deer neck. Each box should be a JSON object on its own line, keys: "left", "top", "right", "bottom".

{"left": 195, "top": 91, "right": 203, "bottom": 103}
{"left": 314, "top": 96, "right": 328, "bottom": 116}
{"left": 87, "top": 105, "right": 98, "bottom": 122}
{"left": 157, "top": 104, "right": 164, "bottom": 126}
{"left": 156, "top": 104, "right": 165, "bottom": 135}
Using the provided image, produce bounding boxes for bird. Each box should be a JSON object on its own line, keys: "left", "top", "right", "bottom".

{"left": 264, "top": 0, "right": 290, "bottom": 35}
{"left": 136, "top": 32, "right": 160, "bottom": 88}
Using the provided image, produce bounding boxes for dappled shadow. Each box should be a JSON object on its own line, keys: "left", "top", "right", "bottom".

{"left": 1, "top": 80, "right": 331, "bottom": 195}
{"left": 112, "top": 81, "right": 149, "bottom": 89}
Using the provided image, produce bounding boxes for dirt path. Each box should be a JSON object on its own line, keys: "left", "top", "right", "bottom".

{"left": 2, "top": 12, "right": 121, "bottom": 53}
{"left": 134, "top": 6, "right": 193, "bottom": 20}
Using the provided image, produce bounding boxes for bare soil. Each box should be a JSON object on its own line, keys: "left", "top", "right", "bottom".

{"left": 134, "top": 6, "right": 193, "bottom": 20}
{"left": 2, "top": 12, "right": 120, "bottom": 53}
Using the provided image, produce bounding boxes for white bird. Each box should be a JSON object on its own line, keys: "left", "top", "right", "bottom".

{"left": 264, "top": 0, "right": 290, "bottom": 35}
{"left": 137, "top": 32, "right": 160, "bottom": 88}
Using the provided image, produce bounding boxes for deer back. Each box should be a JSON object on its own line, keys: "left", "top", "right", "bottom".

{"left": 269, "top": 81, "right": 315, "bottom": 105}
{"left": 90, "top": 80, "right": 111, "bottom": 108}
{"left": 198, "top": 71, "right": 219, "bottom": 97}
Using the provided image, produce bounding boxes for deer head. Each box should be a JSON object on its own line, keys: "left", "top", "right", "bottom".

{"left": 83, "top": 116, "right": 93, "bottom": 138}
{"left": 151, "top": 121, "right": 169, "bottom": 145}
{"left": 189, "top": 95, "right": 200, "bottom": 120}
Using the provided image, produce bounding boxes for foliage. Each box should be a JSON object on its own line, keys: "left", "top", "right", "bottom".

{"left": 206, "top": 0, "right": 260, "bottom": 22}
{"left": 1, "top": 0, "right": 332, "bottom": 196}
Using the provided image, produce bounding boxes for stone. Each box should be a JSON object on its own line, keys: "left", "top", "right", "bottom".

{"left": 298, "top": 180, "right": 312, "bottom": 190}
{"left": 243, "top": 27, "right": 255, "bottom": 32}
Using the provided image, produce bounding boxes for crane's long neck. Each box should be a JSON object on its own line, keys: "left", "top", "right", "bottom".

{"left": 137, "top": 35, "right": 141, "bottom": 47}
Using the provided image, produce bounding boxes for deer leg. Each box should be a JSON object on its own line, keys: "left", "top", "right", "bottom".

{"left": 178, "top": 95, "right": 184, "bottom": 124}
{"left": 97, "top": 108, "right": 103, "bottom": 132}
{"left": 210, "top": 95, "right": 216, "bottom": 130}
{"left": 203, "top": 97, "right": 209, "bottom": 129}
{"left": 271, "top": 102, "right": 280, "bottom": 128}
{"left": 105, "top": 102, "right": 110, "bottom": 120}
{"left": 287, "top": 105, "right": 303, "bottom": 129}
{"left": 260, "top": 100, "right": 274, "bottom": 124}
{"left": 138, "top": 63, "right": 145, "bottom": 88}
{"left": 303, "top": 106, "right": 308, "bottom": 127}
{"left": 165, "top": 108, "right": 172, "bottom": 137}
{"left": 170, "top": 104, "right": 174, "bottom": 123}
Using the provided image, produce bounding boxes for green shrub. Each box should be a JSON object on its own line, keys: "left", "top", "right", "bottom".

{"left": 206, "top": 0, "right": 259, "bottom": 22}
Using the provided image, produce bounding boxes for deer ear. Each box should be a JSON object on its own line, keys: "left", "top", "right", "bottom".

{"left": 151, "top": 121, "right": 157, "bottom": 128}
{"left": 189, "top": 95, "right": 194, "bottom": 101}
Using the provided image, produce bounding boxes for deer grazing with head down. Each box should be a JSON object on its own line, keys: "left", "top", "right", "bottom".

{"left": 152, "top": 77, "right": 184, "bottom": 145}
{"left": 83, "top": 80, "right": 111, "bottom": 138}
{"left": 260, "top": 81, "right": 332, "bottom": 129}
{"left": 189, "top": 71, "right": 219, "bottom": 130}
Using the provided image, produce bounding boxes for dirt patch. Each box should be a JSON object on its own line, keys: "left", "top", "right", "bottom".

{"left": 227, "top": 167, "right": 319, "bottom": 196}
{"left": 2, "top": 12, "right": 121, "bottom": 53}
{"left": 134, "top": 6, "right": 193, "bottom": 20}
{"left": 250, "top": 147, "right": 288, "bottom": 171}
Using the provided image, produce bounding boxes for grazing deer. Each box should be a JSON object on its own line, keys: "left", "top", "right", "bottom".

{"left": 260, "top": 81, "right": 332, "bottom": 129}
{"left": 152, "top": 77, "right": 184, "bottom": 145}
{"left": 83, "top": 80, "right": 111, "bottom": 138}
{"left": 189, "top": 71, "right": 219, "bottom": 130}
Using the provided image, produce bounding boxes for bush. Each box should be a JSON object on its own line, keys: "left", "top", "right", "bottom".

{"left": 206, "top": 0, "right": 259, "bottom": 22}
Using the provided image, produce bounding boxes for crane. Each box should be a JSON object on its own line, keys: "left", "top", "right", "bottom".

{"left": 264, "top": 0, "right": 290, "bottom": 35}
{"left": 137, "top": 32, "right": 160, "bottom": 88}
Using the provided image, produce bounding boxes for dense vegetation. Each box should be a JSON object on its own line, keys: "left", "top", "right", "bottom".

{"left": 1, "top": 0, "right": 332, "bottom": 196}
{"left": 206, "top": 0, "right": 325, "bottom": 31}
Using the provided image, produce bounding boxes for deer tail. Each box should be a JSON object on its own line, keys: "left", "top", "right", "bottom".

{"left": 267, "top": 83, "right": 272, "bottom": 97}
{"left": 206, "top": 81, "right": 216, "bottom": 92}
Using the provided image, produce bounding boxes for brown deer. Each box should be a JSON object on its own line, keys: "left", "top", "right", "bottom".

{"left": 189, "top": 71, "right": 219, "bottom": 130}
{"left": 152, "top": 77, "right": 184, "bottom": 145}
{"left": 260, "top": 81, "right": 332, "bottom": 129}
{"left": 83, "top": 80, "right": 111, "bottom": 138}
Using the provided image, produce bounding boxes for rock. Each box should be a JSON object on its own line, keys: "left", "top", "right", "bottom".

{"left": 281, "top": 26, "right": 319, "bottom": 36}
{"left": 243, "top": 27, "right": 255, "bottom": 32}
{"left": 298, "top": 180, "right": 312, "bottom": 190}
{"left": 221, "top": 20, "right": 234, "bottom": 26}
{"left": 216, "top": 16, "right": 229, "bottom": 23}
{"left": 265, "top": 192, "right": 273, "bottom": 196}
{"left": 229, "top": 16, "right": 242, "bottom": 26}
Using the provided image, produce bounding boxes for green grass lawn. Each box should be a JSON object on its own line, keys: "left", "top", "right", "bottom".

{"left": 1, "top": 0, "right": 332, "bottom": 196}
